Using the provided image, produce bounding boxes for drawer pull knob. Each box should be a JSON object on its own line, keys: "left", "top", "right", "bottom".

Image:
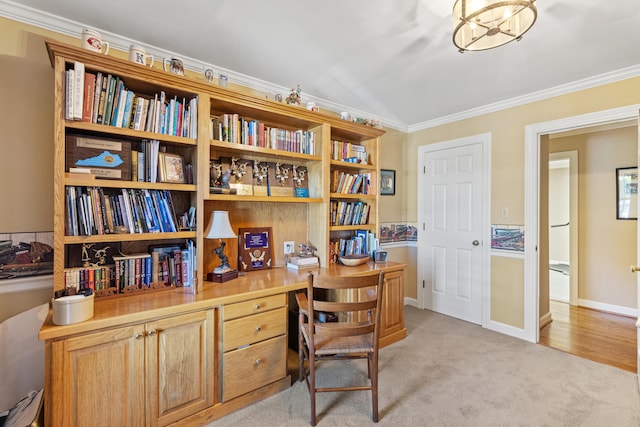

{"left": 255, "top": 326, "right": 262, "bottom": 332}
{"left": 147, "top": 330, "right": 156, "bottom": 336}
{"left": 255, "top": 304, "right": 261, "bottom": 310}
{"left": 135, "top": 332, "right": 145, "bottom": 340}
{"left": 255, "top": 358, "right": 262, "bottom": 366}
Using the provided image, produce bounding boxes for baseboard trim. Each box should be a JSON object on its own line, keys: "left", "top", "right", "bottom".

{"left": 539, "top": 311, "right": 553, "bottom": 329}
{"left": 578, "top": 298, "right": 638, "bottom": 318}
{"left": 404, "top": 297, "right": 419, "bottom": 308}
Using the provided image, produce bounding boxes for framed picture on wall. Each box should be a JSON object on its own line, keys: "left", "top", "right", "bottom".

{"left": 380, "top": 169, "right": 395, "bottom": 196}
{"left": 616, "top": 166, "right": 638, "bottom": 220}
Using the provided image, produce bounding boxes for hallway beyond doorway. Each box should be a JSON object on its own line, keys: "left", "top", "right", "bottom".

{"left": 539, "top": 301, "right": 637, "bottom": 373}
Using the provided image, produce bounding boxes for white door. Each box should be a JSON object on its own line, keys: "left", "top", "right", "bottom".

{"left": 419, "top": 140, "right": 484, "bottom": 324}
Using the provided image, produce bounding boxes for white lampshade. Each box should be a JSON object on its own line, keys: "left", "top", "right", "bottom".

{"left": 204, "top": 211, "right": 237, "bottom": 239}
{"left": 453, "top": 0, "right": 537, "bottom": 52}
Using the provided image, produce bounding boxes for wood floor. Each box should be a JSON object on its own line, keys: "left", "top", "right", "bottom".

{"left": 539, "top": 300, "right": 637, "bottom": 373}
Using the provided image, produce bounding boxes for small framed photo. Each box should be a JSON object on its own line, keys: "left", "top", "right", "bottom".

{"left": 380, "top": 169, "right": 396, "bottom": 196}
{"left": 616, "top": 166, "right": 638, "bottom": 220}
{"left": 159, "top": 152, "right": 185, "bottom": 183}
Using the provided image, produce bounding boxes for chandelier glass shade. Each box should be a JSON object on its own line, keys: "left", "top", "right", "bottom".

{"left": 453, "top": 0, "right": 537, "bottom": 52}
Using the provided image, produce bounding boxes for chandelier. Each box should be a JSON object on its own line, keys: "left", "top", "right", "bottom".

{"left": 453, "top": 0, "right": 537, "bottom": 52}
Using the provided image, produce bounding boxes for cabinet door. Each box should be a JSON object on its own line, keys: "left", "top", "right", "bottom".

{"left": 145, "top": 309, "right": 215, "bottom": 426}
{"left": 54, "top": 325, "right": 145, "bottom": 427}
{"left": 380, "top": 270, "right": 405, "bottom": 339}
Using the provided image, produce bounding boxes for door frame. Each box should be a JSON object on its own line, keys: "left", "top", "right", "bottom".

{"left": 548, "top": 150, "right": 578, "bottom": 306}
{"left": 417, "top": 133, "right": 492, "bottom": 329}
{"left": 523, "top": 104, "right": 640, "bottom": 343}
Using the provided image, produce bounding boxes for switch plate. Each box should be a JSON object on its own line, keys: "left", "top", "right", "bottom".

{"left": 284, "top": 241, "right": 295, "bottom": 255}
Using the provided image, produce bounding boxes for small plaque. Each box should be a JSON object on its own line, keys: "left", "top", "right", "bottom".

{"left": 222, "top": 156, "right": 253, "bottom": 196}
{"left": 252, "top": 160, "right": 270, "bottom": 196}
{"left": 292, "top": 164, "right": 309, "bottom": 198}
{"left": 238, "top": 227, "right": 273, "bottom": 272}
{"left": 66, "top": 135, "right": 131, "bottom": 180}
{"left": 268, "top": 162, "right": 293, "bottom": 197}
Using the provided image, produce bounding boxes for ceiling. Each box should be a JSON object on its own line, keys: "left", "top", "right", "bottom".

{"left": 5, "top": 0, "right": 640, "bottom": 129}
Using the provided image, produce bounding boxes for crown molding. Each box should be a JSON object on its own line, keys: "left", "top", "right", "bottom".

{"left": 4, "top": 0, "right": 637, "bottom": 135}
{"left": 0, "top": 0, "right": 407, "bottom": 132}
{"left": 408, "top": 64, "right": 640, "bottom": 133}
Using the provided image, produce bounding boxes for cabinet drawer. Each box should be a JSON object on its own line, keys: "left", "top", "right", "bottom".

{"left": 223, "top": 306, "right": 287, "bottom": 352}
{"left": 223, "top": 294, "right": 286, "bottom": 321}
{"left": 223, "top": 335, "right": 287, "bottom": 401}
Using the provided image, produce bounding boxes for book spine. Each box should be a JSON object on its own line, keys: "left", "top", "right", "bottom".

{"left": 73, "top": 61, "right": 85, "bottom": 121}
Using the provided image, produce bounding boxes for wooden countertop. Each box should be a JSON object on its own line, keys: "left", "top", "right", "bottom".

{"left": 39, "top": 261, "right": 405, "bottom": 341}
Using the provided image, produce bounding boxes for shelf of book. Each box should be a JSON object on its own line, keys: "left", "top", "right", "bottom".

{"left": 64, "top": 121, "right": 197, "bottom": 146}
{"left": 210, "top": 139, "right": 322, "bottom": 161}
{"left": 63, "top": 231, "right": 196, "bottom": 244}
{"left": 207, "top": 194, "right": 323, "bottom": 203}
{"left": 64, "top": 177, "right": 196, "bottom": 191}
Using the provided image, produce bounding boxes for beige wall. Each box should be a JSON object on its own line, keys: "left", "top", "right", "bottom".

{"left": 3, "top": 17, "right": 640, "bottom": 326}
{"left": 549, "top": 127, "right": 637, "bottom": 308}
{"left": 408, "top": 79, "right": 640, "bottom": 327}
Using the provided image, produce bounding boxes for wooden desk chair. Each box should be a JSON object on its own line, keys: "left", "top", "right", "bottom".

{"left": 295, "top": 270, "right": 385, "bottom": 425}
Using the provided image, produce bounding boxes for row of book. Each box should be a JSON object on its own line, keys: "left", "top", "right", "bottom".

{"left": 330, "top": 201, "right": 370, "bottom": 226}
{"left": 331, "top": 171, "right": 371, "bottom": 194}
{"left": 328, "top": 231, "right": 379, "bottom": 263}
{"left": 331, "top": 140, "right": 369, "bottom": 164}
{"left": 65, "top": 186, "right": 181, "bottom": 236}
{"left": 64, "top": 241, "right": 196, "bottom": 292}
{"left": 65, "top": 61, "right": 198, "bottom": 138}
{"left": 209, "top": 114, "right": 316, "bottom": 155}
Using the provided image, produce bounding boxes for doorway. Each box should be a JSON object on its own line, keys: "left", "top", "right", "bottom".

{"left": 523, "top": 105, "right": 640, "bottom": 381}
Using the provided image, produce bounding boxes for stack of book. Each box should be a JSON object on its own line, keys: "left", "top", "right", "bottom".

{"left": 286, "top": 256, "right": 319, "bottom": 271}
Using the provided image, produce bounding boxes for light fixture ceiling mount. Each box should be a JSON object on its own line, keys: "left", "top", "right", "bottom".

{"left": 453, "top": 0, "right": 537, "bottom": 52}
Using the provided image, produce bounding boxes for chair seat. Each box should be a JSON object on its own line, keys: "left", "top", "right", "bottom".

{"left": 301, "top": 323, "right": 374, "bottom": 355}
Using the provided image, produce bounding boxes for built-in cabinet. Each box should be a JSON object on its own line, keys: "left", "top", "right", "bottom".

{"left": 46, "top": 310, "right": 214, "bottom": 426}
{"left": 41, "top": 39, "right": 404, "bottom": 427}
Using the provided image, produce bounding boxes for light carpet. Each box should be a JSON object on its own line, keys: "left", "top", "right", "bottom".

{"left": 208, "top": 306, "right": 640, "bottom": 426}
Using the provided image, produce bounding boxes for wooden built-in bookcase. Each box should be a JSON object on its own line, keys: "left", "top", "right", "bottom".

{"left": 48, "top": 39, "right": 385, "bottom": 296}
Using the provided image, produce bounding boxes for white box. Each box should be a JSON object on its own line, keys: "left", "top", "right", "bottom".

{"left": 52, "top": 294, "right": 94, "bottom": 325}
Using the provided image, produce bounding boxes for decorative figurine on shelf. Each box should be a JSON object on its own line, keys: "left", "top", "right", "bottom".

{"left": 210, "top": 159, "right": 237, "bottom": 194}
{"left": 253, "top": 160, "right": 268, "bottom": 186}
{"left": 275, "top": 162, "right": 290, "bottom": 185}
{"left": 214, "top": 241, "right": 231, "bottom": 273}
{"left": 286, "top": 84, "right": 302, "bottom": 105}
{"left": 297, "top": 243, "right": 317, "bottom": 258}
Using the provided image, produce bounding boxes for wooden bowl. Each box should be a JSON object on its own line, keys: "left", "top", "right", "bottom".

{"left": 339, "top": 255, "right": 370, "bottom": 266}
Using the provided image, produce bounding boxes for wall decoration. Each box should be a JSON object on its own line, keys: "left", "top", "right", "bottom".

{"left": 491, "top": 225, "right": 525, "bottom": 252}
{"left": 616, "top": 166, "right": 637, "bottom": 220}
{"left": 380, "top": 169, "right": 395, "bottom": 195}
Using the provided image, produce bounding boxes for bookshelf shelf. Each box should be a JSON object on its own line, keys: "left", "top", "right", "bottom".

{"left": 63, "top": 231, "right": 196, "bottom": 244}
{"left": 329, "top": 160, "right": 377, "bottom": 170}
{"left": 207, "top": 194, "right": 323, "bottom": 203}
{"left": 64, "top": 177, "right": 197, "bottom": 191}
{"left": 65, "top": 120, "right": 197, "bottom": 146}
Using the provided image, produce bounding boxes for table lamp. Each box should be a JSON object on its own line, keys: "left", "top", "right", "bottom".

{"left": 204, "top": 210, "right": 238, "bottom": 282}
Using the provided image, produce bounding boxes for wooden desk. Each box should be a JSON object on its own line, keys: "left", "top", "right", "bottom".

{"left": 39, "top": 262, "right": 405, "bottom": 426}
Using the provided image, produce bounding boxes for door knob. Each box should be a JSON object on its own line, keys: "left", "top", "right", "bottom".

{"left": 472, "top": 240, "right": 480, "bottom": 246}
{"left": 630, "top": 266, "right": 640, "bottom": 273}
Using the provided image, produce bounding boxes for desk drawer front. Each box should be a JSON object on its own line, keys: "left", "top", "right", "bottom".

{"left": 223, "top": 294, "right": 286, "bottom": 321}
{"left": 223, "top": 335, "right": 287, "bottom": 401}
{"left": 223, "top": 306, "right": 287, "bottom": 352}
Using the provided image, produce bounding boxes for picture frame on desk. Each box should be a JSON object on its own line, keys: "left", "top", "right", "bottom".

{"left": 238, "top": 227, "right": 273, "bottom": 272}
{"left": 158, "top": 152, "right": 185, "bottom": 183}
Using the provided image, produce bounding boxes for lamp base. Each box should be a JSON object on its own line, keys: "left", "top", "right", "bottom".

{"left": 207, "top": 269, "right": 238, "bottom": 283}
